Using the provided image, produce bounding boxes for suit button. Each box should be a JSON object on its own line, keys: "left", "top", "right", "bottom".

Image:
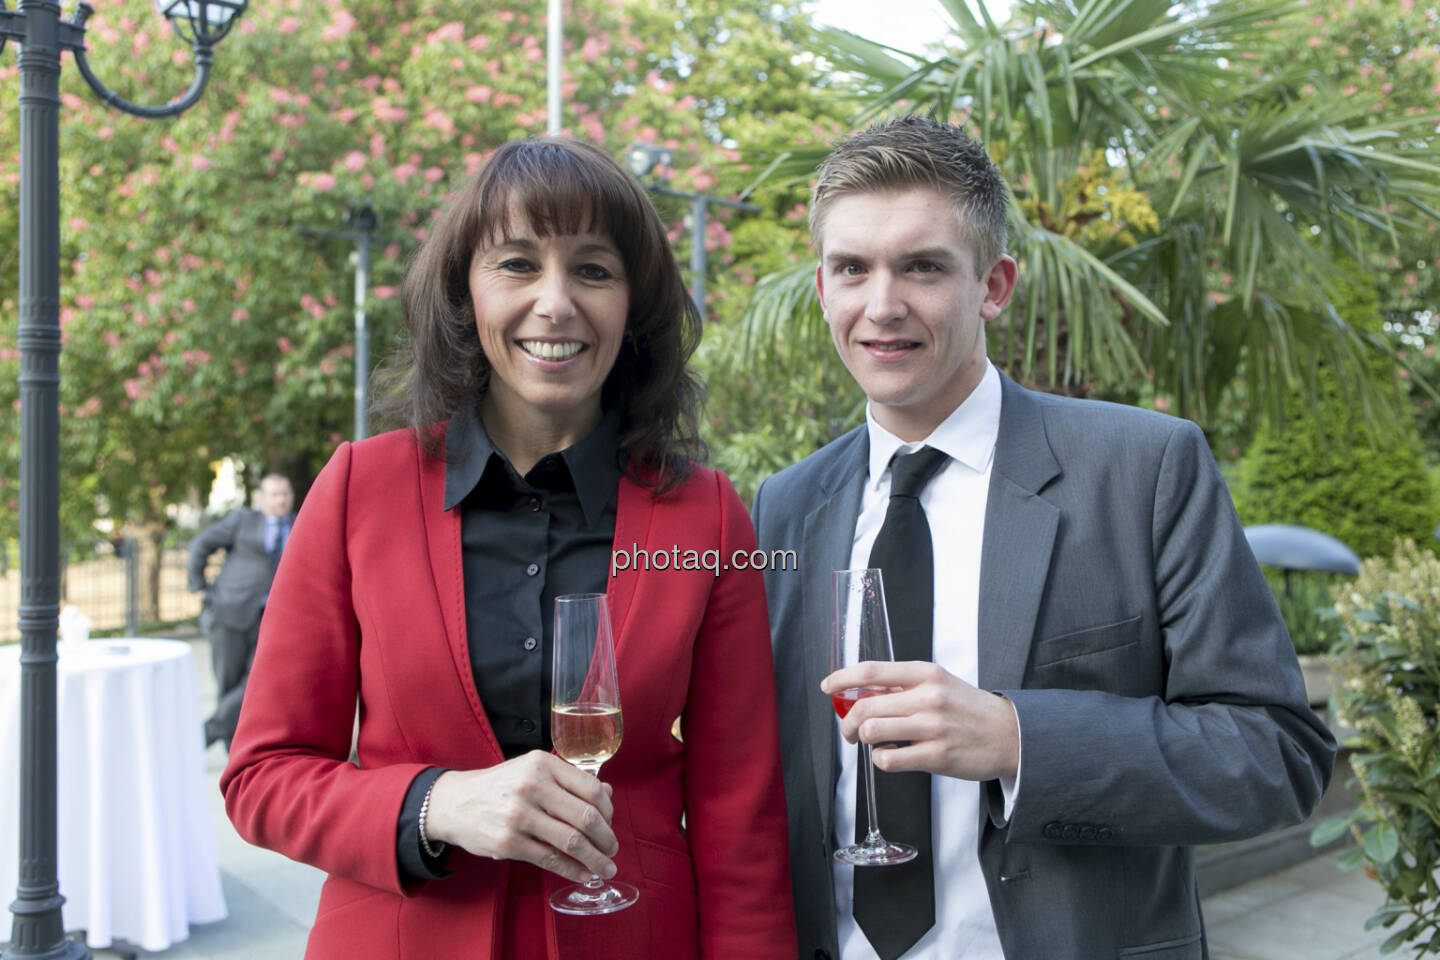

{"left": 1061, "top": 824, "right": 1079, "bottom": 840}
{"left": 523, "top": 636, "right": 538, "bottom": 651}
{"left": 1079, "top": 825, "right": 1096, "bottom": 841}
{"left": 1098, "top": 827, "right": 1114, "bottom": 841}
{"left": 1043, "top": 822, "right": 1062, "bottom": 840}
{"left": 519, "top": 719, "right": 536, "bottom": 734}
{"left": 529, "top": 498, "right": 541, "bottom": 512}
{"left": 814, "top": 951, "right": 831, "bottom": 960}
{"left": 525, "top": 562, "right": 539, "bottom": 576}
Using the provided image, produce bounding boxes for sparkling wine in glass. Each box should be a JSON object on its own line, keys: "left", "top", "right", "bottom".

{"left": 832, "top": 568, "right": 917, "bottom": 866}
{"left": 548, "top": 592, "right": 639, "bottom": 915}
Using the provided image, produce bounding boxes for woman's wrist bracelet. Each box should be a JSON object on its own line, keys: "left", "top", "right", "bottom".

{"left": 418, "top": 775, "right": 447, "bottom": 860}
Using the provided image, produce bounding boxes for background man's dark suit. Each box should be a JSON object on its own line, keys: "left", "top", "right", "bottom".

{"left": 188, "top": 475, "right": 293, "bottom": 747}
{"left": 753, "top": 373, "right": 1336, "bottom": 960}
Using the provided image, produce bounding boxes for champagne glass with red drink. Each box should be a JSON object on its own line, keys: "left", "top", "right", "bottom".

{"left": 548, "top": 593, "right": 640, "bottom": 915}
{"left": 831, "top": 568, "right": 917, "bottom": 866}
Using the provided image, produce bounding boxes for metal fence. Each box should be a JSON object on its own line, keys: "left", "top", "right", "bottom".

{"left": 0, "top": 535, "right": 211, "bottom": 643}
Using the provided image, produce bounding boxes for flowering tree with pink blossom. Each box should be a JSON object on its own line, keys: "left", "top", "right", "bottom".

{"left": 0, "top": 0, "right": 847, "bottom": 581}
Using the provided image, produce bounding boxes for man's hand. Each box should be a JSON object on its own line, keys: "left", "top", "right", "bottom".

{"left": 424, "top": 751, "right": 619, "bottom": 884}
{"left": 821, "top": 661, "right": 1019, "bottom": 782}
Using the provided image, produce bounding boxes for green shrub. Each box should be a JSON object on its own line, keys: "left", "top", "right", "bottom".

{"left": 1265, "top": 571, "right": 1346, "bottom": 656}
{"left": 1310, "top": 540, "right": 1440, "bottom": 955}
{"left": 1234, "top": 371, "right": 1439, "bottom": 561}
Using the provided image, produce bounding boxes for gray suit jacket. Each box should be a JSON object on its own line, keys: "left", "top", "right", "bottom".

{"left": 187, "top": 508, "right": 290, "bottom": 630}
{"left": 752, "top": 374, "right": 1335, "bottom": 960}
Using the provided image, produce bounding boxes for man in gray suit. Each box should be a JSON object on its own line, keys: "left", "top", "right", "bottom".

{"left": 752, "top": 116, "right": 1335, "bottom": 960}
{"left": 188, "top": 473, "right": 294, "bottom": 748}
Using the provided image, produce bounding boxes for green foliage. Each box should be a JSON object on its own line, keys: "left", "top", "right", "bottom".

{"left": 1310, "top": 541, "right": 1440, "bottom": 956}
{"left": 0, "top": 0, "right": 843, "bottom": 536}
{"left": 1233, "top": 367, "right": 1438, "bottom": 561}
{"left": 740, "top": 0, "right": 1440, "bottom": 445}
{"left": 1264, "top": 571, "right": 1346, "bottom": 657}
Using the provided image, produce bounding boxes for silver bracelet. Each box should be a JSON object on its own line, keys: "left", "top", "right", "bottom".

{"left": 418, "top": 776, "right": 447, "bottom": 860}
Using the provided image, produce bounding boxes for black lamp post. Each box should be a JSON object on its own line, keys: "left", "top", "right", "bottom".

{"left": 297, "top": 201, "right": 380, "bottom": 441}
{"left": 625, "top": 142, "right": 759, "bottom": 323}
{"left": 0, "top": 2, "right": 246, "bottom": 956}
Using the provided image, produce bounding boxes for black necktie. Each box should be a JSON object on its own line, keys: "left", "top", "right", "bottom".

{"left": 854, "top": 445, "right": 948, "bottom": 959}
{"left": 268, "top": 517, "right": 288, "bottom": 566}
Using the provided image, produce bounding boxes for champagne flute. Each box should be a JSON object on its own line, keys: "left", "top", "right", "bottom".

{"left": 548, "top": 592, "right": 639, "bottom": 915}
{"left": 831, "top": 568, "right": 917, "bottom": 866}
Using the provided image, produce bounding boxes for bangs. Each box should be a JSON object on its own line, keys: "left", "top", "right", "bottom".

{"left": 471, "top": 141, "right": 644, "bottom": 252}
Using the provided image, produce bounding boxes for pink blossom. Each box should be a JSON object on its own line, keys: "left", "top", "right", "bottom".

{"left": 466, "top": 85, "right": 493, "bottom": 104}
{"left": 336, "top": 107, "right": 356, "bottom": 123}
{"left": 180, "top": 254, "right": 204, "bottom": 270}
{"left": 429, "top": 22, "right": 464, "bottom": 44}
{"left": 324, "top": 292, "right": 338, "bottom": 308}
{"left": 269, "top": 147, "right": 285, "bottom": 163}
{"left": 191, "top": 155, "right": 211, "bottom": 170}
{"left": 334, "top": 343, "right": 355, "bottom": 358}
{"left": 1153, "top": 396, "right": 1171, "bottom": 412}
{"left": 373, "top": 286, "right": 397, "bottom": 299}
{"left": 308, "top": 302, "right": 326, "bottom": 319}
{"left": 311, "top": 172, "right": 336, "bottom": 192}
{"left": 268, "top": 87, "right": 292, "bottom": 104}
{"left": 361, "top": 173, "right": 374, "bottom": 189}
{"left": 181, "top": 298, "right": 197, "bottom": 313}
{"left": 277, "top": 113, "right": 306, "bottom": 129}
{"left": 423, "top": 109, "right": 455, "bottom": 135}
{"left": 498, "top": 10, "right": 515, "bottom": 22}
{"left": 74, "top": 397, "right": 101, "bottom": 418}
{"left": 75, "top": 294, "right": 94, "bottom": 309}
{"left": 422, "top": 167, "right": 444, "bottom": 184}
{"left": 232, "top": 308, "right": 249, "bottom": 322}
{"left": 321, "top": 10, "right": 356, "bottom": 42}
{"left": 581, "top": 36, "right": 602, "bottom": 62}
{"left": 360, "top": 75, "right": 382, "bottom": 93}
{"left": 345, "top": 151, "right": 366, "bottom": 172}
{"left": 104, "top": 331, "right": 121, "bottom": 348}
{"left": 392, "top": 163, "right": 418, "bottom": 185}
{"left": 277, "top": 337, "right": 294, "bottom": 354}
{"left": 124, "top": 379, "right": 143, "bottom": 400}
{"left": 370, "top": 133, "right": 386, "bottom": 157}
{"left": 515, "top": 113, "right": 537, "bottom": 128}
{"left": 468, "top": 34, "right": 491, "bottom": 51}
{"left": 581, "top": 114, "right": 604, "bottom": 142}
{"left": 147, "top": 292, "right": 163, "bottom": 306}
{"left": 278, "top": 16, "right": 301, "bottom": 34}
{"left": 68, "top": 216, "right": 88, "bottom": 232}
{"left": 97, "top": 125, "right": 113, "bottom": 140}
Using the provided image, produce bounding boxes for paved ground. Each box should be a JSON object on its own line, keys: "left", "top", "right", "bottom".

{"left": 74, "top": 632, "right": 1393, "bottom": 959}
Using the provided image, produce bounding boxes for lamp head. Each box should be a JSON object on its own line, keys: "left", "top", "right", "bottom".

{"left": 625, "top": 142, "right": 674, "bottom": 180}
{"left": 347, "top": 202, "right": 379, "bottom": 234}
{"left": 154, "top": 0, "right": 247, "bottom": 48}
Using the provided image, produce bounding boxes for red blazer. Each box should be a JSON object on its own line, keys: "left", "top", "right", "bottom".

{"left": 220, "top": 429, "right": 797, "bottom": 959}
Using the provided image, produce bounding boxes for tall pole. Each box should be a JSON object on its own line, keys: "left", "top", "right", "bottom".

{"left": 546, "top": 0, "right": 561, "bottom": 134}
{"left": 10, "top": 1, "right": 82, "bottom": 956}
{"left": 3, "top": 2, "right": 243, "bottom": 954}
{"left": 352, "top": 231, "right": 370, "bottom": 441}
{"left": 688, "top": 196, "right": 708, "bottom": 324}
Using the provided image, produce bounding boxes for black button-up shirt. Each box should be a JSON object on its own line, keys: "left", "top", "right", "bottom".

{"left": 397, "top": 402, "right": 622, "bottom": 883}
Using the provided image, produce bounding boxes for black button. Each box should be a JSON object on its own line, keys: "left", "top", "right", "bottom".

{"left": 814, "top": 951, "right": 831, "bottom": 960}
{"left": 1061, "top": 824, "right": 1079, "bottom": 840}
{"left": 523, "top": 636, "right": 538, "bottom": 651}
{"left": 1098, "top": 827, "right": 1114, "bottom": 841}
{"left": 529, "top": 498, "right": 541, "bottom": 512}
{"left": 1079, "top": 825, "right": 1096, "bottom": 841}
{"left": 519, "top": 719, "right": 536, "bottom": 733}
{"left": 1043, "top": 822, "right": 1062, "bottom": 840}
{"left": 525, "top": 562, "right": 539, "bottom": 576}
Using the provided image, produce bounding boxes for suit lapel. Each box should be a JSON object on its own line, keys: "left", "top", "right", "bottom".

{"left": 417, "top": 439, "right": 504, "bottom": 759}
{"left": 978, "top": 376, "right": 1061, "bottom": 691}
{"left": 608, "top": 475, "right": 656, "bottom": 657}
{"left": 800, "top": 430, "right": 867, "bottom": 846}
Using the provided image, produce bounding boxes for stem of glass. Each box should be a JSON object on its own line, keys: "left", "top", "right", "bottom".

{"left": 861, "top": 741, "right": 883, "bottom": 847}
{"left": 579, "top": 763, "right": 605, "bottom": 889}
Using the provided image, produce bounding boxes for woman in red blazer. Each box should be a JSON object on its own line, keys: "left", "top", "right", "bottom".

{"left": 220, "top": 138, "right": 796, "bottom": 960}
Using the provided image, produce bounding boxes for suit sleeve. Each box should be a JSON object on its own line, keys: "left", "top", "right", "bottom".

{"left": 996, "top": 421, "right": 1336, "bottom": 846}
{"left": 683, "top": 471, "right": 798, "bottom": 959}
{"left": 219, "top": 443, "right": 432, "bottom": 894}
{"left": 187, "top": 509, "right": 242, "bottom": 592}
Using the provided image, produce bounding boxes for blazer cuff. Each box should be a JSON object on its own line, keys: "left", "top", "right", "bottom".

{"left": 397, "top": 767, "right": 452, "bottom": 888}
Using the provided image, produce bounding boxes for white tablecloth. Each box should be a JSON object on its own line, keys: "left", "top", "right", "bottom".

{"left": 0, "top": 638, "right": 227, "bottom": 950}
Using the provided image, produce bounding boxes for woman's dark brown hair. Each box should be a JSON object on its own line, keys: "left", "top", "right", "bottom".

{"left": 373, "top": 137, "right": 705, "bottom": 491}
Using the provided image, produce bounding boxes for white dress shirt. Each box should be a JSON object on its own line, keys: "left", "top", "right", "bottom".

{"left": 833, "top": 360, "right": 1010, "bottom": 960}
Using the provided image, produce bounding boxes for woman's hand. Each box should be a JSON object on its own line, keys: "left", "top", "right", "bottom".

{"left": 424, "top": 751, "right": 619, "bottom": 883}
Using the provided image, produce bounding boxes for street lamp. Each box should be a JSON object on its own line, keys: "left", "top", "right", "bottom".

{"left": 0, "top": 1, "right": 247, "bottom": 957}
{"left": 625, "top": 141, "right": 758, "bottom": 324}
{"left": 297, "top": 201, "right": 381, "bottom": 441}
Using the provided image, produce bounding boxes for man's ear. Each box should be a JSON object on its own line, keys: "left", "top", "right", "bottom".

{"left": 980, "top": 255, "right": 1018, "bottom": 321}
{"left": 814, "top": 262, "right": 827, "bottom": 314}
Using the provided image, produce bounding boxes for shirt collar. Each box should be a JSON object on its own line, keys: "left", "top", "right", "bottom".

{"left": 865, "top": 359, "right": 1001, "bottom": 490}
{"left": 443, "top": 401, "right": 622, "bottom": 528}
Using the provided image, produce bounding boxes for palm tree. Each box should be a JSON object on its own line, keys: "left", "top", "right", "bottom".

{"left": 739, "top": 0, "right": 1440, "bottom": 435}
